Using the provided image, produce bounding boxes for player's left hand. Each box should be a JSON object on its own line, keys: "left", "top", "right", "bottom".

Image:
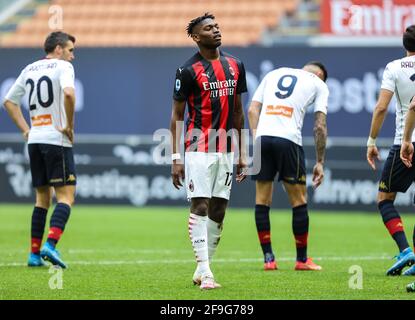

{"left": 22, "top": 130, "right": 29, "bottom": 141}
{"left": 400, "top": 141, "right": 414, "bottom": 168}
{"left": 236, "top": 158, "right": 247, "bottom": 183}
{"left": 58, "top": 126, "right": 74, "bottom": 144}
{"left": 312, "top": 162, "right": 324, "bottom": 189}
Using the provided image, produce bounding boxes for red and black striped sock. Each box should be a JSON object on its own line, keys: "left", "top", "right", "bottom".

{"left": 378, "top": 200, "right": 409, "bottom": 252}
{"left": 31, "top": 207, "right": 48, "bottom": 254}
{"left": 255, "top": 205, "right": 273, "bottom": 257}
{"left": 46, "top": 203, "right": 71, "bottom": 247}
{"left": 293, "top": 204, "right": 309, "bottom": 263}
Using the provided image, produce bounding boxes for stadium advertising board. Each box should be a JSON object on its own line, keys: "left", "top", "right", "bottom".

{"left": 321, "top": 0, "right": 415, "bottom": 35}
{"left": 0, "top": 46, "right": 402, "bottom": 137}
{"left": 1, "top": 140, "right": 414, "bottom": 212}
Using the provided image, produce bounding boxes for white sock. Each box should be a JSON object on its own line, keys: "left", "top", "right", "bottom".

{"left": 207, "top": 218, "right": 223, "bottom": 261}
{"left": 188, "top": 213, "right": 211, "bottom": 276}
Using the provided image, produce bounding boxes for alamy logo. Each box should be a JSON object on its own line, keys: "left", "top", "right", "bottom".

{"left": 48, "top": 266, "right": 63, "bottom": 290}
{"left": 348, "top": 265, "right": 363, "bottom": 290}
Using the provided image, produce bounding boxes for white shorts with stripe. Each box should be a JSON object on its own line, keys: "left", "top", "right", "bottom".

{"left": 185, "top": 152, "right": 234, "bottom": 200}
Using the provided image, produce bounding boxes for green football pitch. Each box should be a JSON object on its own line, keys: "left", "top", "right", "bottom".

{"left": 1, "top": 204, "right": 415, "bottom": 300}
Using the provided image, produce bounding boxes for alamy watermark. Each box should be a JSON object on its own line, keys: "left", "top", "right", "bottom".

{"left": 48, "top": 266, "right": 63, "bottom": 290}
{"left": 48, "top": 5, "right": 63, "bottom": 30}
{"left": 152, "top": 122, "right": 262, "bottom": 175}
{"left": 348, "top": 265, "right": 363, "bottom": 290}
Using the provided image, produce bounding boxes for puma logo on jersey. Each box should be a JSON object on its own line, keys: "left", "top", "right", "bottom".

{"left": 202, "top": 72, "right": 210, "bottom": 78}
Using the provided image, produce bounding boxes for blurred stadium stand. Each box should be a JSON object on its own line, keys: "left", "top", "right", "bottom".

{"left": 0, "top": 0, "right": 303, "bottom": 47}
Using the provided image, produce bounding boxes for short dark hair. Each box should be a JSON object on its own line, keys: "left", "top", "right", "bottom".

{"left": 305, "top": 61, "right": 328, "bottom": 82}
{"left": 403, "top": 25, "right": 415, "bottom": 52}
{"left": 186, "top": 12, "right": 215, "bottom": 37}
{"left": 44, "top": 31, "right": 76, "bottom": 54}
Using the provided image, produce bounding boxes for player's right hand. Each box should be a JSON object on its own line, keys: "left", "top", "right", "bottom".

{"left": 367, "top": 146, "right": 380, "bottom": 170}
{"left": 312, "top": 162, "right": 324, "bottom": 189}
{"left": 400, "top": 141, "right": 414, "bottom": 168}
{"left": 171, "top": 163, "right": 185, "bottom": 189}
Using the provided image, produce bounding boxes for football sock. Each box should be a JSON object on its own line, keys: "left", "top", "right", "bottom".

{"left": 255, "top": 204, "right": 273, "bottom": 257}
{"left": 292, "top": 204, "right": 309, "bottom": 263}
{"left": 188, "top": 213, "right": 211, "bottom": 276}
{"left": 207, "top": 218, "right": 223, "bottom": 261}
{"left": 378, "top": 200, "right": 409, "bottom": 252}
{"left": 31, "top": 207, "right": 48, "bottom": 254}
{"left": 46, "top": 203, "right": 71, "bottom": 247}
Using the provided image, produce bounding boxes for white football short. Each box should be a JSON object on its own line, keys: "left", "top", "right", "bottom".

{"left": 185, "top": 152, "right": 234, "bottom": 200}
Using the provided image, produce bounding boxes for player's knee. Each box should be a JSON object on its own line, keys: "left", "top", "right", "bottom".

{"left": 57, "top": 195, "right": 75, "bottom": 207}
{"left": 290, "top": 194, "right": 307, "bottom": 208}
{"left": 377, "top": 192, "right": 395, "bottom": 204}
{"left": 35, "top": 200, "right": 51, "bottom": 210}
{"left": 191, "top": 199, "right": 209, "bottom": 215}
{"left": 256, "top": 191, "right": 272, "bottom": 206}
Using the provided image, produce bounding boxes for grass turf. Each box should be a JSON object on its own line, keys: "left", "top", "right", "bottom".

{"left": 0, "top": 204, "right": 415, "bottom": 300}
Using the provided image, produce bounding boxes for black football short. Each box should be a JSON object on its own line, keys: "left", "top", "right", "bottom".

{"left": 252, "top": 136, "right": 306, "bottom": 184}
{"left": 379, "top": 144, "right": 415, "bottom": 193}
{"left": 28, "top": 143, "right": 77, "bottom": 188}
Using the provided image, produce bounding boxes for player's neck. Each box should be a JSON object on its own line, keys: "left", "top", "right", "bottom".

{"left": 407, "top": 51, "right": 415, "bottom": 57}
{"left": 45, "top": 53, "right": 60, "bottom": 60}
{"left": 199, "top": 48, "right": 220, "bottom": 61}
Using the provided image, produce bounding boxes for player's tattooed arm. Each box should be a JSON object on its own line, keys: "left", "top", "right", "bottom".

{"left": 312, "top": 111, "right": 327, "bottom": 188}
{"left": 314, "top": 111, "right": 327, "bottom": 164}
{"left": 170, "top": 99, "right": 186, "bottom": 189}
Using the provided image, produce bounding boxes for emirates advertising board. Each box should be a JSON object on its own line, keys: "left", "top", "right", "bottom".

{"left": 321, "top": 0, "right": 415, "bottom": 36}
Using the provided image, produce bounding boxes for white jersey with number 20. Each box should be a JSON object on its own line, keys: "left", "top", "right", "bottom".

{"left": 5, "top": 58, "right": 75, "bottom": 147}
{"left": 252, "top": 67, "right": 329, "bottom": 146}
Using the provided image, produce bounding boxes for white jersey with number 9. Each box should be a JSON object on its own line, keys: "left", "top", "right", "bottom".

{"left": 252, "top": 67, "right": 329, "bottom": 146}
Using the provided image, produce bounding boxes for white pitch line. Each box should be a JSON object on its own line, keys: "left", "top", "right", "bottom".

{"left": 0, "top": 255, "right": 392, "bottom": 268}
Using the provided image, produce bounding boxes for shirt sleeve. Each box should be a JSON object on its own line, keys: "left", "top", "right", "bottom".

{"left": 59, "top": 62, "right": 75, "bottom": 89}
{"left": 173, "top": 67, "right": 192, "bottom": 101}
{"left": 5, "top": 70, "right": 26, "bottom": 105}
{"left": 313, "top": 80, "right": 329, "bottom": 115}
{"left": 252, "top": 74, "right": 267, "bottom": 104}
{"left": 380, "top": 62, "right": 395, "bottom": 92}
{"left": 236, "top": 61, "right": 248, "bottom": 94}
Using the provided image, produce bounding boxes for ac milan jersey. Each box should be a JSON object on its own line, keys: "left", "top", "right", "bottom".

{"left": 173, "top": 51, "right": 247, "bottom": 152}
{"left": 5, "top": 58, "right": 75, "bottom": 147}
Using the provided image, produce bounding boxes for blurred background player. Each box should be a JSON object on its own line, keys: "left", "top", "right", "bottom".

{"left": 248, "top": 61, "right": 328, "bottom": 271}
{"left": 367, "top": 25, "right": 415, "bottom": 276}
{"left": 170, "top": 13, "right": 247, "bottom": 289}
{"left": 3, "top": 31, "right": 76, "bottom": 269}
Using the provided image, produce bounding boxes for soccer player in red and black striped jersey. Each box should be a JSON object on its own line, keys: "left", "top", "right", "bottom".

{"left": 170, "top": 13, "right": 248, "bottom": 290}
